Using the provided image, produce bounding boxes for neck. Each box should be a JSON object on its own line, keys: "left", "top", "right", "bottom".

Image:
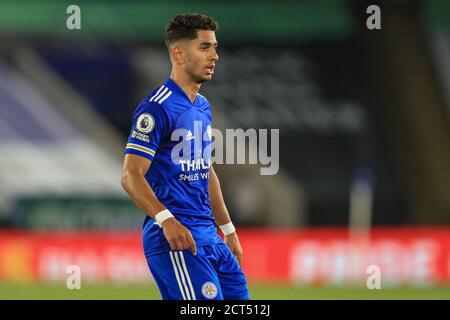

{"left": 170, "top": 70, "right": 201, "bottom": 104}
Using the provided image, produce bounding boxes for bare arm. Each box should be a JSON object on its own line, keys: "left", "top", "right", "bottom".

{"left": 208, "top": 165, "right": 243, "bottom": 265}
{"left": 121, "top": 154, "right": 165, "bottom": 216}
{"left": 208, "top": 164, "right": 232, "bottom": 226}
{"left": 121, "top": 154, "right": 196, "bottom": 255}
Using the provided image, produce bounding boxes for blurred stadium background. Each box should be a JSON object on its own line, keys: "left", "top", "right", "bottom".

{"left": 0, "top": 0, "right": 449, "bottom": 299}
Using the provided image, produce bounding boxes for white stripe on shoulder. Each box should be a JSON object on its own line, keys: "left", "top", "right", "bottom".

{"left": 153, "top": 87, "right": 169, "bottom": 103}
{"left": 169, "top": 252, "right": 187, "bottom": 300}
{"left": 157, "top": 90, "right": 172, "bottom": 104}
{"left": 149, "top": 85, "right": 165, "bottom": 102}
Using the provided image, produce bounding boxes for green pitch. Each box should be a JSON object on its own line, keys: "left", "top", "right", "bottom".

{"left": 1, "top": 282, "right": 449, "bottom": 300}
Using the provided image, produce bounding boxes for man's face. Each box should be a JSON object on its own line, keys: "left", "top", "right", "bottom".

{"left": 180, "top": 30, "right": 219, "bottom": 84}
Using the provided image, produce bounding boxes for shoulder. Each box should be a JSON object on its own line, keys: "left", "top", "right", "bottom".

{"left": 196, "top": 93, "right": 211, "bottom": 112}
{"left": 196, "top": 92, "right": 209, "bottom": 105}
{"left": 148, "top": 84, "right": 174, "bottom": 106}
{"left": 133, "top": 85, "right": 176, "bottom": 119}
{"left": 133, "top": 99, "right": 167, "bottom": 121}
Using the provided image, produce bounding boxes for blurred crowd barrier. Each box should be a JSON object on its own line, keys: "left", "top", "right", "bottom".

{"left": 0, "top": 227, "right": 448, "bottom": 287}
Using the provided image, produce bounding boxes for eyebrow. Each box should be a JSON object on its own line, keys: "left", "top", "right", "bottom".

{"left": 199, "top": 41, "right": 218, "bottom": 47}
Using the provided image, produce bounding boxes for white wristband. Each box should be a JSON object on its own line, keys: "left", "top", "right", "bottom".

{"left": 219, "top": 222, "right": 236, "bottom": 236}
{"left": 155, "top": 209, "right": 174, "bottom": 227}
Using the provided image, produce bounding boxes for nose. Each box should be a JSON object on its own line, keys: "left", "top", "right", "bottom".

{"left": 211, "top": 49, "right": 219, "bottom": 61}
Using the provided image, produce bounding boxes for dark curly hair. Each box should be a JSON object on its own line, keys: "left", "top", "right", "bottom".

{"left": 164, "top": 13, "right": 219, "bottom": 48}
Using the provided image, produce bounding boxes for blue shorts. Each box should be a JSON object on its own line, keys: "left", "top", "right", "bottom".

{"left": 146, "top": 241, "right": 250, "bottom": 300}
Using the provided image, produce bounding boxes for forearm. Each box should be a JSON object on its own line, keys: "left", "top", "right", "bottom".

{"left": 208, "top": 167, "right": 242, "bottom": 263}
{"left": 208, "top": 166, "right": 232, "bottom": 226}
{"left": 121, "top": 171, "right": 166, "bottom": 219}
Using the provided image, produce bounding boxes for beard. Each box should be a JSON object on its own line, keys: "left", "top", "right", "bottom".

{"left": 186, "top": 65, "right": 210, "bottom": 84}
{"left": 194, "top": 77, "right": 208, "bottom": 84}
{"left": 191, "top": 72, "right": 209, "bottom": 84}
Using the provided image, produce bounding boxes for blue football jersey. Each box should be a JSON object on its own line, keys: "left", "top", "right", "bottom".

{"left": 125, "top": 77, "right": 221, "bottom": 256}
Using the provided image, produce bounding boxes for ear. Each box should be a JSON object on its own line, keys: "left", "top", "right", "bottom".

{"left": 171, "top": 45, "right": 185, "bottom": 65}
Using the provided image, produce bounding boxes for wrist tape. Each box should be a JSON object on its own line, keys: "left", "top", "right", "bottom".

{"left": 219, "top": 222, "right": 236, "bottom": 236}
{"left": 155, "top": 209, "right": 174, "bottom": 227}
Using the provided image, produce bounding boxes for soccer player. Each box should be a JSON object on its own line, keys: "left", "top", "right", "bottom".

{"left": 121, "top": 13, "right": 250, "bottom": 300}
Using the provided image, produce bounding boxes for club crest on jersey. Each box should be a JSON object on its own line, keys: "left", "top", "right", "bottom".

{"left": 136, "top": 113, "right": 154, "bottom": 133}
{"left": 201, "top": 282, "right": 218, "bottom": 299}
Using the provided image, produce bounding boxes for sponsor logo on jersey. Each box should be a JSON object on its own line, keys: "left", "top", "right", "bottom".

{"left": 131, "top": 130, "right": 150, "bottom": 143}
{"left": 186, "top": 130, "right": 195, "bottom": 141}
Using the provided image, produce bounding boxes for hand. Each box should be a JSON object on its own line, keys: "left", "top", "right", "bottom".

{"left": 224, "top": 232, "right": 243, "bottom": 266}
{"left": 162, "top": 218, "right": 197, "bottom": 256}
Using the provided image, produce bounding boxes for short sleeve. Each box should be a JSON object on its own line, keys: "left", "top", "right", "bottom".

{"left": 124, "top": 101, "right": 169, "bottom": 161}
